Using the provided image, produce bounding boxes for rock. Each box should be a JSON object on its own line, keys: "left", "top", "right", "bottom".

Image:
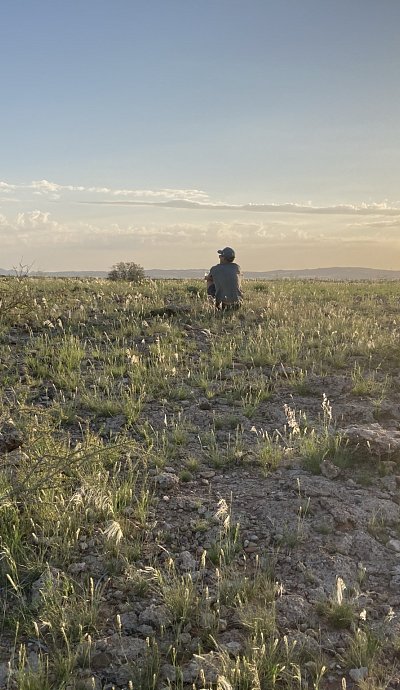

{"left": 320, "top": 458, "right": 341, "bottom": 479}
{"left": 101, "top": 415, "right": 126, "bottom": 435}
{"left": 199, "top": 470, "right": 216, "bottom": 479}
{"left": 177, "top": 550, "right": 197, "bottom": 572}
{"left": 341, "top": 424, "right": 400, "bottom": 458}
{"left": 275, "top": 594, "right": 313, "bottom": 628}
{"left": 285, "top": 631, "right": 322, "bottom": 658}
{"left": 90, "top": 651, "right": 113, "bottom": 669}
{"left": 387, "top": 539, "right": 400, "bottom": 553}
{"left": 219, "top": 629, "right": 245, "bottom": 657}
{"left": 27, "top": 650, "right": 40, "bottom": 671}
{"left": 99, "top": 634, "right": 146, "bottom": 661}
{"left": 336, "top": 534, "right": 353, "bottom": 556}
{"left": 160, "top": 663, "right": 177, "bottom": 682}
{"left": 178, "top": 632, "right": 192, "bottom": 645}
{"left": 139, "top": 605, "right": 170, "bottom": 629}
{"left": 390, "top": 574, "right": 400, "bottom": 590}
{"left": 155, "top": 472, "right": 180, "bottom": 490}
{"left": 31, "top": 567, "right": 62, "bottom": 606}
{"left": 68, "top": 673, "right": 102, "bottom": 690}
{"left": 221, "top": 640, "right": 243, "bottom": 657}
{"left": 379, "top": 475, "right": 398, "bottom": 493}
{"left": 176, "top": 497, "right": 200, "bottom": 511}
{"left": 119, "top": 610, "right": 139, "bottom": 633}
{"left": 68, "top": 561, "right": 87, "bottom": 575}
{"left": 0, "top": 419, "right": 24, "bottom": 453}
{"left": 0, "top": 663, "right": 10, "bottom": 688}
{"left": 349, "top": 666, "right": 368, "bottom": 682}
{"left": 199, "top": 399, "right": 212, "bottom": 410}
{"left": 182, "top": 652, "right": 219, "bottom": 684}
{"left": 136, "top": 624, "right": 156, "bottom": 636}
{"left": 338, "top": 531, "right": 386, "bottom": 575}
{"left": 4, "top": 448, "right": 29, "bottom": 465}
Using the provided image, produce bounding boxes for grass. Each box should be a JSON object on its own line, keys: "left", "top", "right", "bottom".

{"left": 316, "top": 577, "right": 357, "bottom": 630}
{"left": 1, "top": 275, "right": 400, "bottom": 686}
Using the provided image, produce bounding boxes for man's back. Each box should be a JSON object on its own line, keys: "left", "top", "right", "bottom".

{"left": 210, "top": 262, "right": 242, "bottom": 305}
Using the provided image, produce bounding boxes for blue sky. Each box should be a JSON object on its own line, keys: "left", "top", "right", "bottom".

{"left": 1, "top": 0, "right": 399, "bottom": 271}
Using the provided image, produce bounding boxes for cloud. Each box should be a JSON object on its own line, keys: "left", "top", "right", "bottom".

{"left": 0, "top": 209, "right": 201, "bottom": 251}
{"left": 0, "top": 181, "right": 16, "bottom": 192}
{"left": 17, "top": 210, "right": 53, "bottom": 228}
{"left": 347, "top": 217, "right": 400, "bottom": 231}
{"left": 2, "top": 178, "right": 400, "bottom": 216}
{"left": 1, "top": 207, "right": 400, "bottom": 255}
{"left": 0, "top": 179, "right": 210, "bottom": 203}
{"left": 79, "top": 198, "right": 400, "bottom": 215}
{"left": 31, "top": 180, "right": 85, "bottom": 193}
{"left": 2, "top": 206, "right": 400, "bottom": 273}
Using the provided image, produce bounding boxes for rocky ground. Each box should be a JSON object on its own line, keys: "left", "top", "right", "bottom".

{"left": 2, "top": 280, "right": 400, "bottom": 689}
{"left": 2, "top": 374, "right": 400, "bottom": 688}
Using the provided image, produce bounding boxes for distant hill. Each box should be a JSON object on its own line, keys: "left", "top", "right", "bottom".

{"left": 1, "top": 267, "right": 400, "bottom": 280}
{"left": 0, "top": 269, "right": 108, "bottom": 278}
{"left": 145, "top": 267, "right": 400, "bottom": 280}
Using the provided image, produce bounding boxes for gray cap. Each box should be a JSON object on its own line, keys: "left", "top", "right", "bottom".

{"left": 218, "top": 246, "right": 235, "bottom": 260}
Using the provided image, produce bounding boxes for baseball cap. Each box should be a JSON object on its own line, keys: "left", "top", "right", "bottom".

{"left": 217, "top": 247, "right": 235, "bottom": 260}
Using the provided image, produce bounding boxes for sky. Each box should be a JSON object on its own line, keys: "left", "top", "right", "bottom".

{"left": 1, "top": 0, "right": 399, "bottom": 272}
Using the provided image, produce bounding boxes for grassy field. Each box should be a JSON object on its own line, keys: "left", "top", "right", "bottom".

{"left": 1, "top": 275, "right": 400, "bottom": 689}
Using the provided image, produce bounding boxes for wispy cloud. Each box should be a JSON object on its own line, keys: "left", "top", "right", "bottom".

{"left": 80, "top": 199, "right": 400, "bottom": 215}
{"left": 0, "top": 179, "right": 210, "bottom": 203}
{"left": 1, "top": 178, "right": 400, "bottom": 216}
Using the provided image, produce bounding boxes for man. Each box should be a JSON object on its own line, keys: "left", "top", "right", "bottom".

{"left": 205, "top": 247, "right": 243, "bottom": 310}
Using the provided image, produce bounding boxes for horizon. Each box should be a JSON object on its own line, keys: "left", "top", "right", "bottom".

{"left": 1, "top": 1, "right": 399, "bottom": 272}
{"left": 2, "top": 264, "right": 400, "bottom": 277}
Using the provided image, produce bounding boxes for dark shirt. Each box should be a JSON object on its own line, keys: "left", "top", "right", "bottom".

{"left": 209, "top": 262, "right": 242, "bottom": 304}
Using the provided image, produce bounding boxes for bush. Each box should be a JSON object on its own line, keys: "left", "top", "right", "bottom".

{"left": 108, "top": 261, "right": 145, "bottom": 282}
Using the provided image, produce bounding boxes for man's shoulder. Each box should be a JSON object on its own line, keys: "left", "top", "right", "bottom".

{"left": 229, "top": 263, "right": 241, "bottom": 274}
{"left": 210, "top": 262, "right": 241, "bottom": 275}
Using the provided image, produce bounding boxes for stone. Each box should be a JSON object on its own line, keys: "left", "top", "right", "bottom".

{"left": 101, "top": 415, "right": 126, "bottom": 435}
{"left": 177, "top": 550, "right": 197, "bottom": 572}
{"left": 0, "top": 419, "right": 23, "bottom": 453}
{"left": 139, "top": 605, "right": 170, "bottom": 629}
{"left": 31, "top": 567, "right": 62, "bottom": 606}
{"left": 119, "top": 610, "right": 139, "bottom": 633}
{"left": 320, "top": 458, "right": 341, "bottom": 479}
{"left": 100, "top": 634, "right": 147, "bottom": 661}
{"left": 0, "top": 663, "right": 10, "bottom": 688}
{"left": 156, "top": 472, "right": 180, "bottom": 489}
{"left": 90, "top": 651, "right": 113, "bottom": 669}
{"left": 387, "top": 539, "right": 400, "bottom": 553}
{"left": 136, "top": 624, "right": 156, "bottom": 636}
{"left": 182, "top": 652, "right": 219, "bottom": 685}
{"left": 341, "top": 424, "right": 400, "bottom": 458}
{"left": 349, "top": 667, "right": 369, "bottom": 682}
{"left": 221, "top": 640, "right": 243, "bottom": 657}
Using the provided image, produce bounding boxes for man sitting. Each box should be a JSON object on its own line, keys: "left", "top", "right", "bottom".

{"left": 205, "top": 247, "right": 243, "bottom": 310}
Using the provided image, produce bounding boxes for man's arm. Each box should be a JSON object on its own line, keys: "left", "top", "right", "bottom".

{"left": 205, "top": 269, "right": 214, "bottom": 287}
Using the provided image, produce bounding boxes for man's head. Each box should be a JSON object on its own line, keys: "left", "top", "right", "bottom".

{"left": 218, "top": 247, "right": 235, "bottom": 263}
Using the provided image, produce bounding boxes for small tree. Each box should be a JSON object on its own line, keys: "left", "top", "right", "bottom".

{"left": 0, "top": 264, "right": 34, "bottom": 325}
{"left": 108, "top": 261, "right": 145, "bottom": 282}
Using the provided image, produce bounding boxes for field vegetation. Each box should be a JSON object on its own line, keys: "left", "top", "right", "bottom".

{"left": 1, "top": 275, "right": 400, "bottom": 689}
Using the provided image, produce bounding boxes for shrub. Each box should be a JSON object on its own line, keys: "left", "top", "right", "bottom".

{"left": 108, "top": 261, "right": 145, "bottom": 282}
